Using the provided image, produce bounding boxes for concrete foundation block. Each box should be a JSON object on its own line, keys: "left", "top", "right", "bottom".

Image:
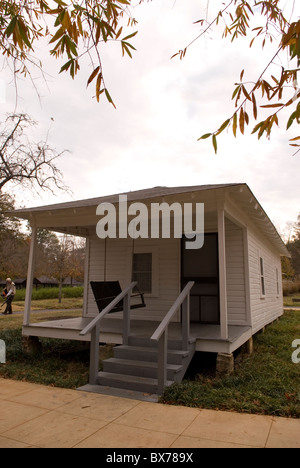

{"left": 246, "top": 337, "right": 254, "bottom": 355}
{"left": 216, "top": 352, "right": 234, "bottom": 375}
{"left": 22, "top": 336, "right": 42, "bottom": 355}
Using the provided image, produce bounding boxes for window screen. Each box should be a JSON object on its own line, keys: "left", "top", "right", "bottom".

{"left": 260, "top": 257, "right": 266, "bottom": 296}
{"left": 132, "top": 253, "right": 152, "bottom": 294}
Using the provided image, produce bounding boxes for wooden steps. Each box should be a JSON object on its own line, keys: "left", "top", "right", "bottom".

{"left": 97, "top": 336, "right": 196, "bottom": 395}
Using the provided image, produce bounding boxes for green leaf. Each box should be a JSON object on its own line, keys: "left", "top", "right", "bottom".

{"left": 233, "top": 112, "right": 238, "bottom": 137}
{"left": 17, "top": 19, "right": 32, "bottom": 49}
{"left": 232, "top": 85, "right": 241, "bottom": 100}
{"left": 212, "top": 134, "right": 217, "bottom": 154}
{"left": 198, "top": 133, "right": 212, "bottom": 140}
{"left": 251, "top": 121, "right": 263, "bottom": 135}
{"left": 5, "top": 16, "right": 18, "bottom": 38}
{"left": 121, "top": 42, "right": 133, "bottom": 58}
{"left": 287, "top": 112, "right": 297, "bottom": 130}
{"left": 122, "top": 41, "right": 136, "bottom": 51}
{"left": 87, "top": 66, "right": 100, "bottom": 87}
{"left": 53, "top": 0, "right": 68, "bottom": 6}
{"left": 260, "top": 103, "right": 284, "bottom": 109}
{"left": 122, "top": 31, "right": 138, "bottom": 41}
{"left": 59, "top": 59, "right": 72, "bottom": 73}
{"left": 54, "top": 9, "right": 66, "bottom": 27}
{"left": 216, "top": 119, "right": 230, "bottom": 136}
{"left": 49, "top": 27, "right": 65, "bottom": 44}
{"left": 104, "top": 88, "right": 116, "bottom": 109}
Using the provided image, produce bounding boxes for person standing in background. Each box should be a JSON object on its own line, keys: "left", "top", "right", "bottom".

{"left": 1, "top": 278, "right": 16, "bottom": 315}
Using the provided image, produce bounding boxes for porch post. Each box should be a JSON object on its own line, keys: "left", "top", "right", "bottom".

{"left": 23, "top": 226, "right": 37, "bottom": 326}
{"left": 82, "top": 236, "right": 90, "bottom": 317}
{"left": 217, "top": 209, "right": 228, "bottom": 340}
{"left": 89, "top": 324, "right": 100, "bottom": 385}
{"left": 123, "top": 290, "right": 131, "bottom": 346}
{"left": 181, "top": 294, "right": 190, "bottom": 352}
{"left": 157, "top": 329, "right": 168, "bottom": 395}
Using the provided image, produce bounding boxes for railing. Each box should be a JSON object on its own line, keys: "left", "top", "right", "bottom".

{"left": 80, "top": 281, "right": 137, "bottom": 385}
{"left": 151, "top": 281, "right": 195, "bottom": 395}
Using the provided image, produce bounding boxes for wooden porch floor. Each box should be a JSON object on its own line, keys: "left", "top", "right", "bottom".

{"left": 23, "top": 316, "right": 252, "bottom": 354}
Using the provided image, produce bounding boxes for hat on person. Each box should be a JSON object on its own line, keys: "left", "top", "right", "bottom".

{"left": 6, "top": 278, "right": 12, "bottom": 283}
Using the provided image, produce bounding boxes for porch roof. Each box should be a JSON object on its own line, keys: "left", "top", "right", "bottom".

{"left": 7, "top": 183, "right": 289, "bottom": 257}
{"left": 9, "top": 183, "right": 238, "bottom": 214}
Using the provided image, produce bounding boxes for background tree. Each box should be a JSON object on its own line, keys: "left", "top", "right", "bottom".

{"left": 35, "top": 228, "right": 60, "bottom": 278}
{"left": 286, "top": 212, "right": 300, "bottom": 276}
{"left": 45, "top": 234, "right": 84, "bottom": 303}
{"left": 0, "top": 193, "right": 28, "bottom": 279}
{"left": 66, "top": 236, "right": 85, "bottom": 285}
{"left": 0, "top": 113, "right": 68, "bottom": 194}
{"left": 281, "top": 256, "right": 295, "bottom": 279}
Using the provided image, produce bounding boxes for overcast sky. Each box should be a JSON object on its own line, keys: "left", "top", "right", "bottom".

{"left": 0, "top": 0, "right": 299, "bottom": 239}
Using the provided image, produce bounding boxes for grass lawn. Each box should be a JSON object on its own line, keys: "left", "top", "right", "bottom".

{"left": 283, "top": 293, "right": 300, "bottom": 307}
{"left": 161, "top": 310, "right": 300, "bottom": 418}
{"left": 4, "top": 297, "right": 84, "bottom": 313}
{"left": 0, "top": 309, "right": 111, "bottom": 389}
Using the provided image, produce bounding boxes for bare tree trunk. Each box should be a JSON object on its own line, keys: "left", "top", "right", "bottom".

{"left": 58, "top": 274, "right": 63, "bottom": 304}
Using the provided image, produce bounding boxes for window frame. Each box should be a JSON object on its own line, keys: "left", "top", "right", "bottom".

{"left": 132, "top": 252, "right": 153, "bottom": 295}
{"left": 259, "top": 256, "right": 266, "bottom": 298}
{"left": 276, "top": 267, "right": 280, "bottom": 297}
{"left": 130, "top": 245, "right": 159, "bottom": 297}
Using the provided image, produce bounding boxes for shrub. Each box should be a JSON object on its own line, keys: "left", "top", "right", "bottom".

{"left": 282, "top": 279, "right": 300, "bottom": 296}
{"left": 14, "top": 286, "right": 84, "bottom": 301}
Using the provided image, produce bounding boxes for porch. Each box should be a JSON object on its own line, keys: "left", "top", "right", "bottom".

{"left": 22, "top": 316, "right": 252, "bottom": 355}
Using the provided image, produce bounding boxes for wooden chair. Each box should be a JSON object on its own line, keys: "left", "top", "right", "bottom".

{"left": 90, "top": 281, "right": 146, "bottom": 314}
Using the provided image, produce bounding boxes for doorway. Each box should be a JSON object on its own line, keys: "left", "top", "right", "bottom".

{"left": 181, "top": 233, "right": 220, "bottom": 324}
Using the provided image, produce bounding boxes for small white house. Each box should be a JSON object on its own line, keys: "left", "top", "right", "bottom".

{"left": 9, "top": 184, "right": 289, "bottom": 395}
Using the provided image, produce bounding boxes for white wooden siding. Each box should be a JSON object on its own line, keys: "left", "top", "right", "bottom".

{"left": 86, "top": 232, "right": 180, "bottom": 321}
{"left": 248, "top": 226, "right": 283, "bottom": 333}
{"left": 225, "top": 218, "right": 247, "bottom": 325}
{"left": 85, "top": 214, "right": 283, "bottom": 332}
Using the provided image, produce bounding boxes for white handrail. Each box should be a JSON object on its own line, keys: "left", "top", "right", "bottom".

{"left": 80, "top": 281, "right": 137, "bottom": 336}
{"left": 151, "top": 281, "right": 194, "bottom": 342}
{"left": 150, "top": 281, "right": 194, "bottom": 395}
{"left": 81, "top": 281, "right": 137, "bottom": 385}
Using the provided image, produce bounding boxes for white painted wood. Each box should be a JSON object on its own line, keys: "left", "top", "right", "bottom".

{"left": 218, "top": 209, "right": 228, "bottom": 340}
{"left": 23, "top": 226, "right": 37, "bottom": 327}
{"left": 87, "top": 233, "right": 181, "bottom": 321}
{"left": 243, "top": 227, "right": 252, "bottom": 326}
{"left": 151, "top": 281, "right": 194, "bottom": 342}
{"left": 16, "top": 185, "right": 287, "bottom": 355}
{"left": 80, "top": 282, "right": 137, "bottom": 336}
{"left": 247, "top": 226, "right": 284, "bottom": 333}
{"left": 82, "top": 236, "right": 90, "bottom": 317}
{"left": 225, "top": 218, "right": 247, "bottom": 325}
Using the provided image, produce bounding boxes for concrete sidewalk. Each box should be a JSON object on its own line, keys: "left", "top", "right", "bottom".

{"left": 0, "top": 377, "right": 299, "bottom": 448}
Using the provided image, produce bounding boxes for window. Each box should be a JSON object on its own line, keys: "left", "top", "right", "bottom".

{"left": 276, "top": 268, "right": 280, "bottom": 296}
{"left": 132, "top": 253, "right": 152, "bottom": 294}
{"left": 260, "top": 257, "right": 266, "bottom": 297}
